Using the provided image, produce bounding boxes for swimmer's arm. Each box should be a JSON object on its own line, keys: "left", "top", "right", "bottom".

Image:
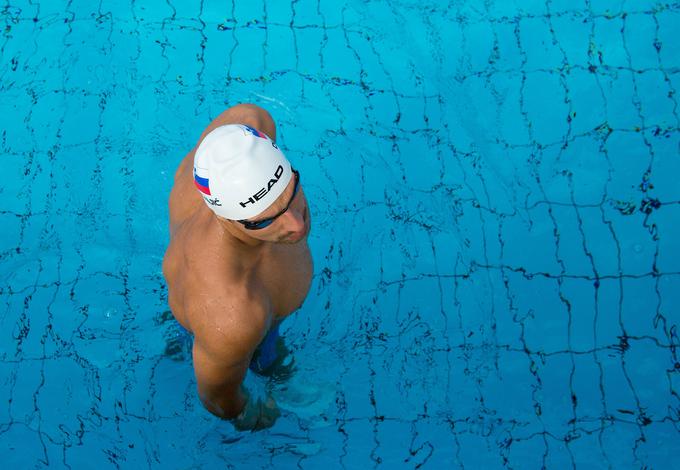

{"left": 192, "top": 337, "right": 250, "bottom": 419}
{"left": 191, "top": 306, "right": 266, "bottom": 419}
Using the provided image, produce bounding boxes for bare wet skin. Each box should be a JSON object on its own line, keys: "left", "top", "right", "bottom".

{"left": 162, "top": 104, "right": 313, "bottom": 429}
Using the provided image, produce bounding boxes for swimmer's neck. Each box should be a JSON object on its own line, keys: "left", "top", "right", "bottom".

{"left": 215, "top": 216, "right": 267, "bottom": 250}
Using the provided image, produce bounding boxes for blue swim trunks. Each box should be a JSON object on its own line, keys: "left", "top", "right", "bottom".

{"left": 249, "top": 324, "right": 281, "bottom": 373}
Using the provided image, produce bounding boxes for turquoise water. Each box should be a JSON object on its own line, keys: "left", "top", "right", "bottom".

{"left": 1, "top": 0, "right": 679, "bottom": 468}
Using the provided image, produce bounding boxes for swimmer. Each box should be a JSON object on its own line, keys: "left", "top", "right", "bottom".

{"left": 162, "top": 104, "right": 313, "bottom": 431}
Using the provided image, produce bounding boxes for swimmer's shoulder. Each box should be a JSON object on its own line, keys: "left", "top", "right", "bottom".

{"left": 185, "top": 276, "right": 271, "bottom": 349}
{"left": 165, "top": 213, "right": 272, "bottom": 333}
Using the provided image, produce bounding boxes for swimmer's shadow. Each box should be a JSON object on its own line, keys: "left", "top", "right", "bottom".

{"left": 156, "top": 312, "right": 193, "bottom": 362}
{"left": 163, "top": 333, "right": 192, "bottom": 362}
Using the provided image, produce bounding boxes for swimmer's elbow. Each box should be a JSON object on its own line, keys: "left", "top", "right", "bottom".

{"left": 191, "top": 333, "right": 254, "bottom": 420}
{"left": 197, "top": 387, "right": 247, "bottom": 420}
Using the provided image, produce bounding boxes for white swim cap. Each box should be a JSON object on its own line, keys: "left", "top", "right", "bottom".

{"left": 193, "top": 124, "right": 293, "bottom": 220}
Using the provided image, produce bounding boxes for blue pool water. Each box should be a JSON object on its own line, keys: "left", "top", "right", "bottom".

{"left": 1, "top": 0, "right": 679, "bottom": 468}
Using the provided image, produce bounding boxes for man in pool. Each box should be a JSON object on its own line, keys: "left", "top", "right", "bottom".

{"left": 162, "top": 104, "right": 313, "bottom": 431}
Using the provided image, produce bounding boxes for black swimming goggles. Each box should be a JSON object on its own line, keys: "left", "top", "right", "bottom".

{"left": 237, "top": 169, "right": 300, "bottom": 230}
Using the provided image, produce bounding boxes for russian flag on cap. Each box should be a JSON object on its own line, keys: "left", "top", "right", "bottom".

{"left": 194, "top": 167, "right": 211, "bottom": 195}
{"left": 243, "top": 124, "right": 268, "bottom": 140}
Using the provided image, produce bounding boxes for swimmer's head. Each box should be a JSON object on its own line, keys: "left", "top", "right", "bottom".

{"left": 193, "top": 124, "right": 293, "bottom": 220}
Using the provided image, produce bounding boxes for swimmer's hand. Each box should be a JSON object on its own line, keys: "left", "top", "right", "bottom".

{"left": 232, "top": 395, "right": 281, "bottom": 432}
